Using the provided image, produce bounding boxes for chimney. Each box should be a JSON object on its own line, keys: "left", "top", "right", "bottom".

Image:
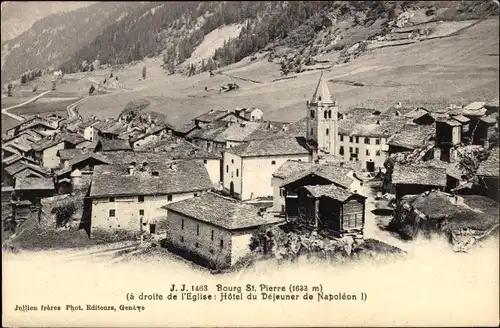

{"left": 167, "top": 129, "right": 172, "bottom": 135}
{"left": 209, "top": 109, "right": 214, "bottom": 113}
{"left": 282, "top": 125, "right": 288, "bottom": 132}
{"left": 395, "top": 102, "right": 402, "bottom": 108}
{"left": 376, "top": 120, "right": 380, "bottom": 125}
{"left": 433, "top": 147, "right": 441, "bottom": 160}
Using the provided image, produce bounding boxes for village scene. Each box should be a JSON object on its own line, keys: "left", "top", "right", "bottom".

{"left": 1, "top": 2, "right": 498, "bottom": 280}
{"left": 2, "top": 69, "right": 498, "bottom": 272}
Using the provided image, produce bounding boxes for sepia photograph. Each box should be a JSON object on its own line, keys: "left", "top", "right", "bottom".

{"left": 1, "top": 1, "right": 499, "bottom": 327}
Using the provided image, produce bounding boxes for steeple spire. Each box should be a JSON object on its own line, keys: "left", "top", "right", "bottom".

{"left": 311, "top": 71, "right": 333, "bottom": 104}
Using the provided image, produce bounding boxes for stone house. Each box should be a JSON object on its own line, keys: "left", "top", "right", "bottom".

{"left": 387, "top": 123, "right": 435, "bottom": 155}
{"left": 392, "top": 163, "right": 447, "bottom": 207}
{"left": 29, "top": 133, "right": 86, "bottom": 168}
{"left": 235, "top": 107, "right": 264, "bottom": 122}
{"left": 271, "top": 160, "right": 362, "bottom": 214}
{"left": 193, "top": 109, "right": 247, "bottom": 129}
{"left": 14, "top": 177, "right": 55, "bottom": 205}
{"left": 163, "top": 192, "right": 284, "bottom": 268}
{"left": 223, "top": 137, "right": 311, "bottom": 200}
{"left": 129, "top": 124, "right": 172, "bottom": 149}
{"left": 293, "top": 184, "right": 366, "bottom": 238}
{"left": 88, "top": 160, "right": 213, "bottom": 237}
{"left": 77, "top": 120, "right": 101, "bottom": 141}
{"left": 474, "top": 114, "right": 498, "bottom": 147}
{"left": 5, "top": 115, "right": 59, "bottom": 137}
{"left": 476, "top": 147, "right": 499, "bottom": 201}
{"left": 95, "top": 138, "right": 132, "bottom": 152}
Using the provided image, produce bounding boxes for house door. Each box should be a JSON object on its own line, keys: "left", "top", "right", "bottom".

{"left": 366, "top": 161, "right": 375, "bottom": 172}
{"left": 149, "top": 224, "right": 156, "bottom": 234}
{"left": 229, "top": 181, "right": 235, "bottom": 197}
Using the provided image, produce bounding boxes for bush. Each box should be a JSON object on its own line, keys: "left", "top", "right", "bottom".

{"left": 51, "top": 202, "right": 77, "bottom": 227}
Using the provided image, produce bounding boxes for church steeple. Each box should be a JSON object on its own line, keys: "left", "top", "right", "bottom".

{"left": 306, "top": 71, "right": 339, "bottom": 157}
{"left": 310, "top": 71, "right": 333, "bottom": 104}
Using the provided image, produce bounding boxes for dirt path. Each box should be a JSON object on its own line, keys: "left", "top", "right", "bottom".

{"left": 1, "top": 90, "right": 52, "bottom": 121}
{"left": 66, "top": 96, "right": 88, "bottom": 118}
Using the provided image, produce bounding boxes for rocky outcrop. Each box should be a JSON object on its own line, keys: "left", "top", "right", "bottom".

{"left": 390, "top": 190, "right": 499, "bottom": 252}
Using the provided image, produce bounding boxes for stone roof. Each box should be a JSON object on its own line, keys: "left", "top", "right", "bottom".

{"left": 387, "top": 123, "right": 435, "bottom": 150}
{"left": 134, "top": 137, "right": 220, "bottom": 159}
{"left": 276, "top": 117, "right": 307, "bottom": 138}
{"left": 247, "top": 121, "right": 291, "bottom": 140}
{"left": 437, "top": 118, "right": 462, "bottom": 127}
{"left": 479, "top": 113, "right": 498, "bottom": 124}
{"left": 272, "top": 160, "right": 311, "bottom": 179}
{"left": 31, "top": 133, "right": 85, "bottom": 152}
{"left": 214, "top": 122, "right": 262, "bottom": 142}
{"left": 311, "top": 72, "right": 333, "bottom": 104}
{"left": 97, "top": 139, "right": 132, "bottom": 152}
{"left": 476, "top": 148, "right": 499, "bottom": 177}
{"left": 187, "top": 122, "right": 228, "bottom": 141}
{"left": 173, "top": 121, "right": 199, "bottom": 134}
{"left": 89, "top": 160, "right": 213, "bottom": 198}
{"left": 194, "top": 110, "right": 233, "bottom": 123}
{"left": 129, "top": 124, "right": 171, "bottom": 143}
{"left": 418, "top": 159, "right": 464, "bottom": 181}
{"left": 403, "top": 107, "right": 431, "bottom": 120}
{"left": 165, "top": 192, "right": 285, "bottom": 230}
{"left": 55, "top": 152, "right": 112, "bottom": 176}
{"left": 449, "top": 102, "right": 487, "bottom": 117}
{"left": 279, "top": 162, "right": 354, "bottom": 189}
{"left": 338, "top": 114, "right": 408, "bottom": 138}
{"left": 58, "top": 148, "right": 91, "bottom": 161}
{"left": 227, "top": 136, "right": 310, "bottom": 158}
{"left": 451, "top": 115, "right": 470, "bottom": 124}
{"left": 392, "top": 163, "right": 447, "bottom": 187}
{"left": 15, "top": 177, "right": 55, "bottom": 191}
{"left": 302, "top": 184, "right": 364, "bottom": 202}
{"left": 4, "top": 161, "right": 50, "bottom": 177}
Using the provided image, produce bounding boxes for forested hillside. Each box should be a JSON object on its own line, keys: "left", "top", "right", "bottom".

{"left": 2, "top": 1, "right": 498, "bottom": 83}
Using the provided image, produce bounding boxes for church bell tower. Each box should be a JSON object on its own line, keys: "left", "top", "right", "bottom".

{"left": 306, "top": 71, "right": 339, "bottom": 157}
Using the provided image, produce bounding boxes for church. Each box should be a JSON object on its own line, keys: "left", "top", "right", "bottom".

{"left": 222, "top": 72, "right": 342, "bottom": 200}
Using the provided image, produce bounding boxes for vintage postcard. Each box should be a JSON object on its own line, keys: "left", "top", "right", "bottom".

{"left": 1, "top": 1, "right": 499, "bottom": 327}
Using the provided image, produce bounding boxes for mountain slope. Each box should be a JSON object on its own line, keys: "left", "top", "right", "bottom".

{"left": 0, "top": 1, "right": 94, "bottom": 41}
{"left": 1, "top": 2, "right": 148, "bottom": 82}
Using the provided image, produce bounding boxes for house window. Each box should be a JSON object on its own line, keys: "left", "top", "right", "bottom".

{"left": 109, "top": 209, "right": 115, "bottom": 217}
{"left": 226, "top": 165, "right": 229, "bottom": 173}
{"left": 310, "top": 128, "right": 313, "bottom": 136}
{"left": 339, "top": 146, "right": 344, "bottom": 155}
{"left": 376, "top": 150, "right": 381, "bottom": 156}
{"left": 375, "top": 138, "right": 381, "bottom": 145}
{"left": 324, "top": 111, "right": 327, "bottom": 119}
{"left": 138, "top": 195, "right": 144, "bottom": 202}
{"left": 211, "top": 230, "right": 214, "bottom": 241}
{"left": 366, "top": 149, "right": 370, "bottom": 156}
{"left": 326, "top": 128, "right": 329, "bottom": 135}
{"left": 349, "top": 136, "right": 354, "bottom": 143}
{"left": 220, "top": 239, "right": 224, "bottom": 248}
{"left": 181, "top": 219, "right": 184, "bottom": 230}
{"left": 355, "top": 137, "right": 359, "bottom": 143}
{"left": 281, "top": 205, "right": 285, "bottom": 212}
{"left": 203, "top": 159, "right": 207, "bottom": 164}
{"left": 231, "top": 159, "right": 234, "bottom": 164}
{"left": 180, "top": 236, "right": 184, "bottom": 242}
{"left": 271, "top": 160, "right": 276, "bottom": 165}
{"left": 364, "top": 137, "right": 370, "bottom": 144}
{"left": 328, "top": 110, "right": 332, "bottom": 119}
{"left": 310, "top": 110, "right": 315, "bottom": 119}
{"left": 196, "top": 224, "right": 200, "bottom": 235}
{"left": 340, "top": 135, "right": 344, "bottom": 142}
{"left": 109, "top": 197, "right": 115, "bottom": 202}
{"left": 349, "top": 147, "right": 353, "bottom": 153}
{"left": 167, "top": 194, "right": 173, "bottom": 201}
{"left": 139, "top": 209, "right": 144, "bottom": 216}
{"left": 235, "top": 169, "right": 239, "bottom": 177}
{"left": 355, "top": 147, "right": 359, "bottom": 154}
{"left": 194, "top": 193, "right": 199, "bottom": 197}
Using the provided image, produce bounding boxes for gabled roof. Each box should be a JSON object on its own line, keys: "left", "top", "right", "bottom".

{"left": 129, "top": 124, "right": 170, "bottom": 143}
{"left": 476, "top": 147, "right": 499, "bottom": 177}
{"left": 97, "top": 139, "right": 132, "bottom": 152}
{"left": 451, "top": 115, "right": 470, "bottom": 124}
{"left": 165, "top": 192, "right": 284, "bottom": 230}
{"left": 55, "top": 153, "right": 113, "bottom": 176}
{"left": 273, "top": 160, "right": 311, "bottom": 179}
{"left": 479, "top": 113, "right": 498, "bottom": 125}
{"left": 436, "top": 118, "right": 462, "bottom": 127}
{"left": 214, "top": 122, "right": 262, "bottom": 142}
{"left": 387, "top": 123, "right": 435, "bottom": 150}
{"left": 2, "top": 154, "right": 37, "bottom": 167}
{"left": 227, "top": 137, "right": 310, "bottom": 158}
{"left": 392, "top": 163, "right": 447, "bottom": 187}
{"left": 4, "top": 161, "right": 50, "bottom": 177}
{"left": 279, "top": 162, "right": 354, "bottom": 189}
{"left": 173, "top": 121, "right": 199, "bottom": 134}
{"left": 15, "top": 177, "right": 55, "bottom": 191}
{"left": 302, "top": 184, "right": 364, "bottom": 202}
{"left": 134, "top": 137, "right": 221, "bottom": 159}
{"left": 310, "top": 71, "right": 333, "bottom": 104}
{"left": 194, "top": 110, "right": 237, "bottom": 123}
{"left": 275, "top": 117, "right": 307, "bottom": 138}
{"left": 246, "top": 121, "right": 291, "bottom": 140}
{"left": 89, "top": 160, "right": 213, "bottom": 198}
{"left": 31, "top": 132, "right": 84, "bottom": 152}
{"left": 338, "top": 115, "right": 408, "bottom": 137}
